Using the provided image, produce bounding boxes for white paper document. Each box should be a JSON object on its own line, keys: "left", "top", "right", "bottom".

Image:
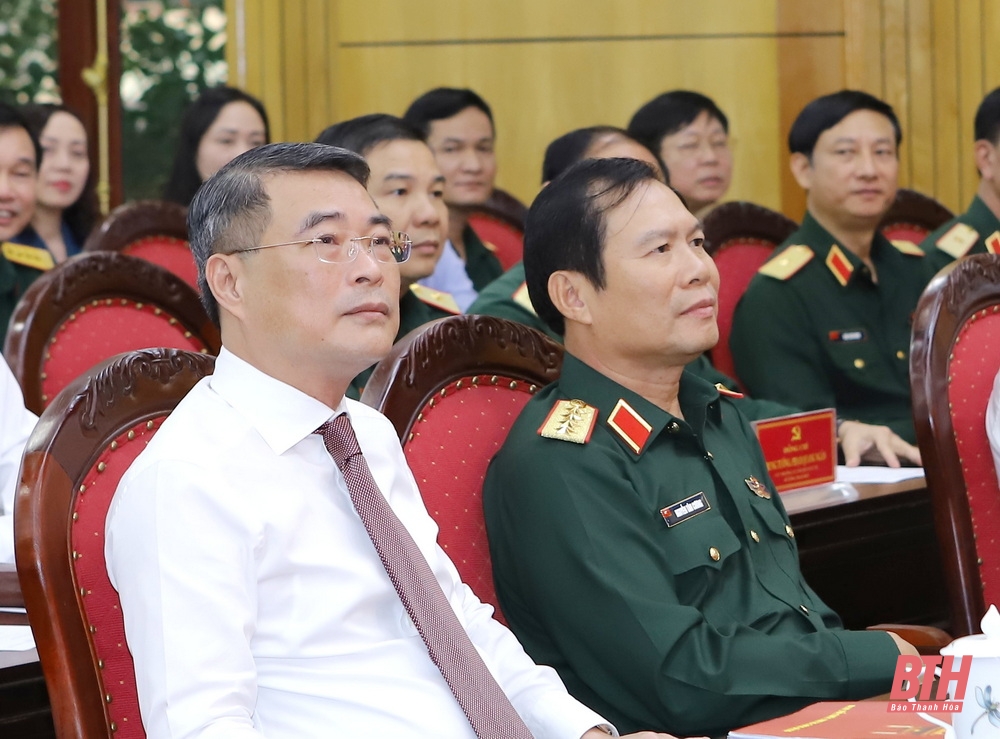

{"left": 0, "top": 624, "right": 35, "bottom": 651}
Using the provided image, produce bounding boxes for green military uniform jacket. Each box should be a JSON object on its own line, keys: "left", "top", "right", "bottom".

{"left": 0, "top": 239, "right": 53, "bottom": 346}
{"left": 730, "top": 212, "right": 934, "bottom": 443}
{"left": 468, "top": 261, "right": 561, "bottom": 340}
{"left": 463, "top": 223, "right": 504, "bottom": 291}
{"left": 482, "top": 354, "right": 898, "bottom": 736}
{"left": 469, "top": 262, "right": 796, "bottom": 421}
{"left": 919, "top": 194, "right": 1000, "bottom": 274}
{"left": 347, "top": 284, "right": 458, "bottom": 399}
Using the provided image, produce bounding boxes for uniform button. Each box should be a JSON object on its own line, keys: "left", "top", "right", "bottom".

{"left": 709, "top": 546, "right": 721, "bottom": 561}
{"left": 896, "top": 350, "right": 906, "bottom": 360}
{"left": 785, "top": 524, "right": 795, "bottom": 538}
{"left": 667, "top": 421, "right": 680, "bottom": 433}
{"left": 705, "top": 451, "right": 714, "bottom": 460}
{"left": 800, "top": 604, "right": 810, "bottom": 615}
{"left": 853, "top": 358, "right": 865, "bottom": 369}
{"left": 750, "top": 529, "right": 760, "bottom": 543}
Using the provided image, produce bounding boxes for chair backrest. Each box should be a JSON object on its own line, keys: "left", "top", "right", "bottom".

{"left": 83, "top": 200, "right": 197, "bottom": 289}
{"left": 15, "top": 347, "right": 216, "bottom": 738}
{"left": 911, "top": 253, "right": 1000, "bottom": 637}
{"left": 3, "top": 251, "right": 220, "bottom": 415}
{"left": 467, "top": 188, "right": 528, "bottom": 271}
{"left": 702, "top": 201, "right": 798, "bottom": 382}
{"left": 879, "top": 188, "right": 955, "bottom": 247}
{"left": 362, "top": 315, "right": 563, "bottom": 621}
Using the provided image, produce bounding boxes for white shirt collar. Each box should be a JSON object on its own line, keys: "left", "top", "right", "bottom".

{"left": 210, "top": 347, "right": 347, "bottom": 455}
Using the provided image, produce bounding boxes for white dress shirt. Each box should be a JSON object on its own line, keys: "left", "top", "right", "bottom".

{"left": 988, "top": 368, "right": 1000, "bottom": 484}
{"left": 418, "top": 240, "right": 479, "bottom": 312}
{"left": 0, "top": 359, "right": 37, "bottom": 563}
{"left": 106, "top": 347, "right": 611, "bottom": 739}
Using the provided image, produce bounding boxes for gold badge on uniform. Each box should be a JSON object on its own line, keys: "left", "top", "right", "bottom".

{"left": 758, "top": 244, "right": 813, "bottom": 281}
{"left": 409, "top": 284, "right": 460, "bottom": 314}
{"left": 511, "top": 282, "right": 537, "bottom": 316}
{"left": 745, "top": 475, "right": 771, "bottom": 499}
{"left": 891, "top": 239, "right": 924, "bottom": 257}
{"left": 936, "top": 223, "right": 979, "bottom": 259}
{"left": 538, "top": 399, "right": 597, "bottom": 444}
{"left": 1, "top": 242, "right": 55, "bottom": 272}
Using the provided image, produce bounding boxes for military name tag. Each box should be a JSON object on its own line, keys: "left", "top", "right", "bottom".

{"left": 828, "top": 328, "right": 866, "bottom": 343}
{"left": 660, "top": 492, "right": 711, "bottom": 527}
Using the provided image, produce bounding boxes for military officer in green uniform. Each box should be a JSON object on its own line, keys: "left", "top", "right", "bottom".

{"left": 0, "top": 103, "right": 53, "bottom": 346}
{"left": 731, "top": 91, "right": 935, "bottom": 444}
{"left": 404, "top": 88, "right": 504, "bottom": 309}
{"left": 920, "top": 87, "right": 1000, "bottom": 273}
{"left": 472, "top": 125, "right": 919, "bottom": 463}
{"left": 316, "top": 115, "right": 459, "bottom": 398}
{"left": 482, "top": 157, "right": 916, "bottom": 738}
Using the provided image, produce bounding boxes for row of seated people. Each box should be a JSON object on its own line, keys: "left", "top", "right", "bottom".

{"left": 9, "top": 139, "right": 1000, "bottom": 736}
{"left": 2, "top": 86, "right": 999, "bottom": 736}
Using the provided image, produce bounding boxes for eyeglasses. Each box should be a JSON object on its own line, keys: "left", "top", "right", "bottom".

{"left": 237, "top": 230, "right": 412, "bottom": 264}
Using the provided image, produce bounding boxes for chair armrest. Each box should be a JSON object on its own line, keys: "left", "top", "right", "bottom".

{"left": 868, "top": 623, "right": 952, "bottom": 654}
{"left": 0, "top": 563, "right": 24, "bottom": 608}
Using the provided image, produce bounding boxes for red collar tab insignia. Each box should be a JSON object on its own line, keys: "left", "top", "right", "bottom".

{"left": 607, "top": 399, "right": 653, "bottom": 454}
{"left": 987, "top": 231, "right": 1000, "bottom": 255}
{"left": 714, "top": 383, "right": 744, "bottom": 399}
{"left": 745, "top": 475, "right": 771, "bottom": 499}
{"left": 825, "top": 244, "right": 854, "bottom": 287}
{"left": 538, "top": 399, "right": 598, "bottom": 444}
{"left": 660, "top": 491, "right": 711, "bottom": 527}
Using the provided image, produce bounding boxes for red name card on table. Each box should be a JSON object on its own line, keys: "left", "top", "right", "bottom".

{"left": 751, "top": 409, "right": 836, "bottom": 493}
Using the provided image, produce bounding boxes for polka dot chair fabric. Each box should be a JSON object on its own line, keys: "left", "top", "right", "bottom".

{"left": 911, "top": 254, "right": 1000, "bottom": 636}
{"left": 122, "top": 236, "right": 199, "bottom": 290}
{"left": 15, "top": 348, "right": 215, "bottom": 738}
{"left": 361, "top": 315, "right": 565, "bottom": 626}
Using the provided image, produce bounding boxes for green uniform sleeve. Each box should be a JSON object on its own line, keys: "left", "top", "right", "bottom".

{"left": 730, "top": 275, "right": 838, "bottom": 414}
{"left": 687, "top": 354, "right": 800, "bottom": 421}
{"left": 483, "top": 439, "right": 898, "bottom": 736}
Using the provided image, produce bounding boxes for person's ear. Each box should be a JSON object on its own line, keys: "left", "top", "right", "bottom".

{"left": 206, "top": 252, "right": 246, "bottom": 321}
{"left": 975, "top": 139, "right": 999, "bottom": 183}
{"left": 789, "top": 152, "right": 813, "bottom": 190}
{"left": 548, "top": 270, "right": 594, "bottom": 327}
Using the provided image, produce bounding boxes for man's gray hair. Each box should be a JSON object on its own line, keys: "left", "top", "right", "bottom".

{"left": 188, "top": 142, "right": 370, "bottom": 325}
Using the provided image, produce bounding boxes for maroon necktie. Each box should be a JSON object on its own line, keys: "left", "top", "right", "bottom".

{"left": 317, "top": 415, "right": 535, "bottom": 739}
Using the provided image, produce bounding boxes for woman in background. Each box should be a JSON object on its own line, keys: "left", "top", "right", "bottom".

{"left": 21, "top": 103, "right": 98, "bottom": 262}
{"left": 162, "top": 85, "right": 269, "bottom": 207}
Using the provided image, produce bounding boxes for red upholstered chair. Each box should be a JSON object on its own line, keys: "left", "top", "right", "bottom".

{"left": 467, "top": 188, "right": 528, "bottom": 271}
{"left": 3, "top": 252, "right": 220, "bottom": 414}
{"left": 14, "top": 347, "right": 215, "bottom": 738}
{"left": 84, "top": 200, "right": 198, "bottom": 289}
{"left": 362, "top": 315, "right": 563, "bottom": 622}
{"left": 911, "top": 253, "right": 1000, "bottom": 637}
{"left": 702, "top": 201, "right": 798, "bottom": 382}
{"left": 879, "top": 187, "right": 954, "bottom": 247}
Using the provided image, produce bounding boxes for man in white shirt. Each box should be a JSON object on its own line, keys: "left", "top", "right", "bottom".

{"left": 0, "top": 358, "right": 36, "bottom": 563}
{"left": 105, "top": 142, "right": 675, "bottom": 739}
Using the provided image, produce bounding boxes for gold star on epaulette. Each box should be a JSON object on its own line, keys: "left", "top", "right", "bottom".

{"left": 1, "top": 242, "right": 55, "bottom": 271}
{"left": 757, "top": 245, "right": 813, "bottom": 280}
{"left": 511, "top": 282, "right": 537, "bottom": 315}
{"left": 891, "top": 239, "right": 924, "bottom": 257}
{"left": 936, "top": 223, "right": 979, "bottom": 259}
{"left": 538, "top": 399, "right": 597, "bottom": 444}
{"left": 409, "top": 284, "right": 460, "bottom": 314}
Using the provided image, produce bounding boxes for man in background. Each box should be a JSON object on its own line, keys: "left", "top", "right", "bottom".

{"left": 404, "top": 87, "right": 504, "bottom": 309}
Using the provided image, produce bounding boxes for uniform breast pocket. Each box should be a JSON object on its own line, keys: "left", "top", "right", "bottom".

{"left": 825, "top": 334, "right": 887, "bottom": 382}
{"left": 659, "top": 510, "right": 742, "bottom": 577}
